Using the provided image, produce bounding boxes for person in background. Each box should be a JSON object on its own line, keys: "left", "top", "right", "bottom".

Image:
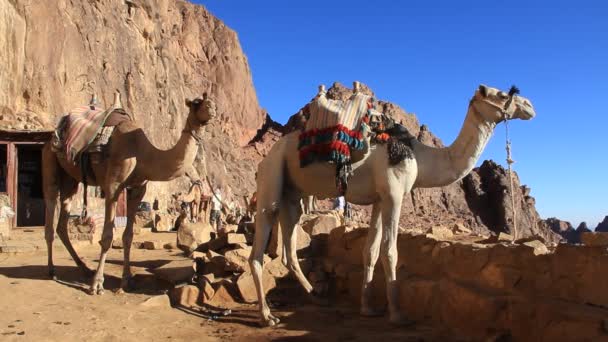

{"left": 210, "top": 185, "right": 223, "bottom": 232}
{"left": 334, "top": 196, "right": 345, "bottom": 212}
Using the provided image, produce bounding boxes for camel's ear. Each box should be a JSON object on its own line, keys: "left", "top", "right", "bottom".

{"left": 185, "top": 98, "right": 193, "bottom": 107}
{"left": 478, "top": 85, "right": 488, "bottom": 97}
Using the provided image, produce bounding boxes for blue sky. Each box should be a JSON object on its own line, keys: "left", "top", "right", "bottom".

{"left": 198, "top": 1, "right": 608, "bottom": 228}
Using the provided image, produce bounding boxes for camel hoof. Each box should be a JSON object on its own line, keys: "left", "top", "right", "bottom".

{"left": 389, "top": 313, "right": 415, "bottom": 327}
{"left": 259, "top": 315, "right": 281, "bottom": 327}
{"left": 360, "top": 307, "right": 384, "bottom": 317}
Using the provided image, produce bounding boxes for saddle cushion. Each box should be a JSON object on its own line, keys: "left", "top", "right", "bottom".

{"left": 298, "top": 93, "right": 374, "bottom": 167}
{"left": 53, "top": 106, "right": 131, "bottom": 162}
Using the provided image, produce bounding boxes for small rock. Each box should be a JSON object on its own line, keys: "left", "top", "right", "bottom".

{"left": 164, "top": 242, "right": 177, "bottom": 250}
{"left": 431, "top": 226, "right": 454, "bottom": 240}
{"left": 140, "top": 294, "right": 171, "bottom": 308}
{"left": 112, "top": 239, "right": 124, "bottom": 249}
{"left": 452, "top": 223, "right": 472, "bottom": 234}
{"left": 498, "top": 232, "right": 514, "bottom": 242}
{"left": 522, "top": 240, "right": 549, "bottom": 255}
{"left": 142, "top": 241, "right": 162, "bottom": 250}
{"left": 223, "top": 224, "right": 238, "bottom": 234}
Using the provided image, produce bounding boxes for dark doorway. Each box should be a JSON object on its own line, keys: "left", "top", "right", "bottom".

{"left": 0, "top": 144, "right": 7, "bottom": 193}
{"left": 16, "top": 144, "right": 45, "bottom": 227}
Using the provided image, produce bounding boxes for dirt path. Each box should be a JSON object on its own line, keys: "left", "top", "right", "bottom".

{"left": 0, "top": 232, "right": 444, "bottom": 341}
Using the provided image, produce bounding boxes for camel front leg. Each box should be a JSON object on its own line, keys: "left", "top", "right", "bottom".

{"left": 90, "top": 186, "right": 119, "bottom": 295}
{"left": 360, "top": 202, "right": 383, "bottom": 316}
{"left": 380, "top": 194, "right": 411, "bottom": 325}
{"left": 120, "top": 185, "right": 146, "bottom": 291}
{"left": 248, "top": 210, "right": 280, "bottom": 327}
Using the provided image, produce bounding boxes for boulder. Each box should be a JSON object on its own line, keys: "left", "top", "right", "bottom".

{"left": 267, "top": 223, "right": 311, "bottom": 258}
{"left": 169, "top": 285, "right": 200, "bottom": 307}
{"left": 209, "top": 280, "right": 239, "bottom": 307}
{"left": 302, "top": 214, "right": 341, "bottom": 236}
{"left": 226, "top": 233, "right": 247, "bottom": 245}
{"left": 149, "top": 259, "right": 195, "bottom": 285}
{"left": 177, "top": 222, "right": 213, "bottom": 254}
{"left": 236, "top": 270, "right": 277, "bottom": 303}
{"left": 224, "top": 247, "right": 270, "bottom": 273}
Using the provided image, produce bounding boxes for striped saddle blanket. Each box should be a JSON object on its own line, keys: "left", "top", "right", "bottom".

{"left": 53, "top": 105, "right": 130, "bottom": 163}
{"left": 299, "top": 92, "right": 378, "bottom": 167}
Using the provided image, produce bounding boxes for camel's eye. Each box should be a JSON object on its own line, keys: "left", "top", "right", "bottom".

{"left": 498, "top": 92, "right": 509, "bottom": 99}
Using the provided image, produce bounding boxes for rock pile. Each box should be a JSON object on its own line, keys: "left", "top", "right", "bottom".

{"left": 141, "top": 212, "right": 344, "bottom": 310}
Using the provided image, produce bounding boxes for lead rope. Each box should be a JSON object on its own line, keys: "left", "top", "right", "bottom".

{"left": 504, "top": 117, "right": 518, "bottom": 240}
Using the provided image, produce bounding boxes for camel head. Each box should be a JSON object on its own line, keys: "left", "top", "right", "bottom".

{"left": 185, "top": 93, "right": 216, "bottom": 127}
{"left": 471, "top": 85, "right": 536, "bottom": 124}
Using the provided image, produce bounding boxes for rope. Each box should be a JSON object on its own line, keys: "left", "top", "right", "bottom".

{"left": 504, "top": 119, "right": 518, "bottom": 240}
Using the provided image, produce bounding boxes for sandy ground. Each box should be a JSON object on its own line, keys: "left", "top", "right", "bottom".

{"left": 0, "top": 230, "right": 445, "bottom": 342}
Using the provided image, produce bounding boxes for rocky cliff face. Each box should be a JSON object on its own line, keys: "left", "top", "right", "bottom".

{"left": 0, "top": 0, "right": 267, "bottom": 207}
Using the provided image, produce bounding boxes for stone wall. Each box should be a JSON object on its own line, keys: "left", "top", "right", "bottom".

{"left": 323, "top": 227, "right": 608, "bottom": 340}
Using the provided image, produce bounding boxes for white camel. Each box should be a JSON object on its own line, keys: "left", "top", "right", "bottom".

{"left": 249, "top": 84, "right": 536, "bottom": 326}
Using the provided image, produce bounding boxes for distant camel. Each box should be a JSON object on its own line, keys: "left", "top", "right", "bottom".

{"left": 43, "top": 93, "right": 216, "bottom": 294}
{"left": 179, "top": 180, "right": 204, "bottom": 222}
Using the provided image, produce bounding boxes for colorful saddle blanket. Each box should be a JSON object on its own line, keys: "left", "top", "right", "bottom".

{"left": 299, "top": 93, "right": 378, "bottom": 167}
{"left": 53, "top": 105, "right": 130, "bottom": 163}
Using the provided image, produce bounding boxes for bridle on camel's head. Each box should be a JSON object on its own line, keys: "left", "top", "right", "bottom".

{"left": 473, "top": 84, "right": 520, "bottom": 124}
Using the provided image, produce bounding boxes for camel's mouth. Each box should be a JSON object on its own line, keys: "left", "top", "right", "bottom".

{"left": 514, "top": 96, "right": 536, "bottom": 120}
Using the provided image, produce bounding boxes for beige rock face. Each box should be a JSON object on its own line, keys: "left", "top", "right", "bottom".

{"left": 0, "top": 0, "right": 267, "bottom": 209}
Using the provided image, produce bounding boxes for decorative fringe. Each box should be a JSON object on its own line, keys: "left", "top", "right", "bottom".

{"left": 298, "top": 123, "right": 366, "bottom": 168}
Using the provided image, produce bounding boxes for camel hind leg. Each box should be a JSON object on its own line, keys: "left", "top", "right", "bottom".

{"left": 278, "top": 195, "right": 315, "bottom": 295}
{"left": 42, "top": 144, "right": 59, "bottom": 278}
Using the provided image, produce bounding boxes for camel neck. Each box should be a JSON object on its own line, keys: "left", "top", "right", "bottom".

{"left": 144, "top": 129, "right": 200, "bottom": 181}
{"left": 413, "top": 105, "right": 495, "bottom": 188}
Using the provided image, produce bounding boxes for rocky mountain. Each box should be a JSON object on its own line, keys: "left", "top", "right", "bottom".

{"left": 595, "top": 216, "right": 608, "bottom": 232}
{"left": 1, "top": 0, "right": 562, "bottom": 242}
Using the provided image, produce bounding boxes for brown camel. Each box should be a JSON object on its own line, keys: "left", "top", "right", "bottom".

{"left": 179, "top": 181, "right": 204, "bottom": 222}
{"left": 42, "top": 94, "right": 216, "bottom": 294}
